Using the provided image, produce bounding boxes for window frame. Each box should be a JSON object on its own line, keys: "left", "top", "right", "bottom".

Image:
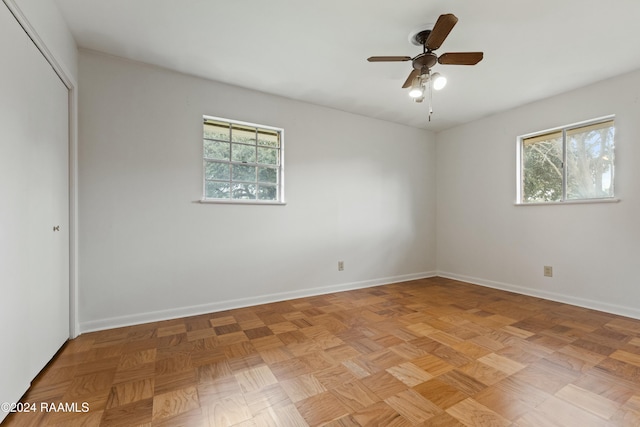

{"left": 516, "top": 115, "right": 617, "bottom": 205}
{"left": 201, "top": 115, "right": 285, "bottom": 205}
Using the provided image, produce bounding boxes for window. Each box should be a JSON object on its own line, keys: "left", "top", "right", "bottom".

{"left": 202, "top": 116, "right": 284, "bottom": 203}
{"left": 517, "top": 117, "right": 615, "bottom": 204}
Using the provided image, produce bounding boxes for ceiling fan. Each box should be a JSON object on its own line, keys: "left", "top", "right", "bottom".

{"left": 367, "top": 13, "right": 483, "bottom": 117}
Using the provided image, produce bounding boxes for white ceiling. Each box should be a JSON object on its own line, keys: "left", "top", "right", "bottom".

{"left": 54, "top": 0, "right": 640, "bottom": 132}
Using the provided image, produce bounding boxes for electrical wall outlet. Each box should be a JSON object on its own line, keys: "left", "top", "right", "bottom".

{"left": 338, "top": 261, "right": 344, "bottom": 271}
{"left": 544, "top": 266, "right": 553, "bottom": 277}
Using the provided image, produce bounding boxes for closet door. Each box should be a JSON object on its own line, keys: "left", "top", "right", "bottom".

{"left": 0, "top": 3, "right": 69, "bottom": 419}
{"left": 27, "top": 41, "right": 70, "bottom": 377}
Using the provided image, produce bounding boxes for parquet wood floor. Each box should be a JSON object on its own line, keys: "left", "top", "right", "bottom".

{"left": 4, "top": 277, "right": 640, "bottom": 426}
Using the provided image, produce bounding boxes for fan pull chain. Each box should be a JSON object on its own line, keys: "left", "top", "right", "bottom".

{"left": 428, "top": 71, "right": 433, "bottom": 121}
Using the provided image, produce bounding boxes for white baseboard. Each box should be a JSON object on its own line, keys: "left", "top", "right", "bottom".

{"left": 80, "top": 271, "right": 437, "bottom": 333}
{"left": 437, "top": 271, "right": 640, "bottom": 321}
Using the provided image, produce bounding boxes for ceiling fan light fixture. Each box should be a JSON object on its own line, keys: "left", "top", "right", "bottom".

{"left": 409, "top": 76, "right": 424, "bottom": 98}
{"left": 409, "top": 87, "right": 424, "bottom": 98}
{"left": 432, "top": 72, "right": 447, "bottom": 90}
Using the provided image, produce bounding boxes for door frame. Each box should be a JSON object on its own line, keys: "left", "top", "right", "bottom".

{"left": 3, "top": 0, "right": 79, "bottom": 338}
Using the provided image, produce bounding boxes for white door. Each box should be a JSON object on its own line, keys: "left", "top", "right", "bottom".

{"left": 27, "top": 42, "right": 70, "bottom": 377}
{"left": 0, "top": 3, "right": 70, "bottom": 420}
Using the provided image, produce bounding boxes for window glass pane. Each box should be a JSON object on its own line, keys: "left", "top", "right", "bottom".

{"left": 257, "top": 185, "right": 277, "bottom": 200}
{"left": 205, "top": 161, "right": 230, "bottom": 180}
{"left": 232, "top": 183, "right": 256, "bottom": 199}
{"left": 257, "top": 147, "right": 278, "bottom": 165}
{"left": 231, "top": 125, "right": 256, "bottom": 144}
{"left": 204, "top": 121, "right": 230, "bottom": 141}
{"left": 258, "top": 167, "right": 277, "bottom": 184}
{"left": 205, "top": 181, "right": 230, "bottom": 199}
{"left": 203, "top": 116, "right": 283, "bottom": 202}
{"left": 257, "top": 129, "right": 279, "bottom": 147}
{"left": 232, "top": 164, "right": 256, "bottom": 182}
{"left": 204, "top": 140, "right": 230, "bottom": 160}
{"left": 231, "top": 143, "right": 256, "bottom": 163}
{"left": 522, "top": 135, "right": 563, "bottom": 202}
{"left": 566, "top": 123, "right": 615, "bottom": 199}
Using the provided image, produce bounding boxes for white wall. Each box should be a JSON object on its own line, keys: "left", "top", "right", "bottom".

{"left": 436, "top": 69, "right": 640, "bottom": 318}
{"left": 78, "top": 51, "right": 437, "bottom": 331}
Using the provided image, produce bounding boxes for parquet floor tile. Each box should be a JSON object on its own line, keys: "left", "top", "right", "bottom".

{"left": 413, "top": 378, "right": 467, "bottom": 410}
{"left": 280, "top": 374, "right": 326, "bottom": 403}
{"left": 555, "top": 383, "right": 621, "bottom": 419}
{"left": 359, "top": 371, "right": 407, "bottom": 400}
{"left": 386, "top": 362, "right": 433, "bottom": 387}
{"left": 384, "top": 389, "right": 442, "bottom": 424}
{"left": 5, "top": 277, "right": 640, "bottom": 426}
{"left": 295, "top": 391, "right": 350, "bottom": 426}
{"left": 445, "top": 398, "right": 510, "bottom": 427}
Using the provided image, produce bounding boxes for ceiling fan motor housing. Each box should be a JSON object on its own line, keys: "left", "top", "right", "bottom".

{"left": 412, "top": 52, "right": 438, "bottom": 72}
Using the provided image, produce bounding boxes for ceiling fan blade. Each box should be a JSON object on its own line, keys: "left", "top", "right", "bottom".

{"left": 438, "top": 52, "right": 484, "bottom": 65}
{"left": 426, "top": 14, "right": 458, "bottom": 50}
{"left": 402, "top": 69, "right": 420, "bottom": 88}
{"left": 367, "top": 56, "right": 412, "bottom": 62}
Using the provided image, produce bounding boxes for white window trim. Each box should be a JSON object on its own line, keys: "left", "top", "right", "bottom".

{"left": 514, "top": 198, "right": 620, "bottom": 207}
{"left": 200, "top": 115, "right": 285, "bottom": 205}
{"left": 199, "top": 199, "right": 287, "bottom": 206}
{"left": 515, "top": 115, "right": 617, "bottom": 205}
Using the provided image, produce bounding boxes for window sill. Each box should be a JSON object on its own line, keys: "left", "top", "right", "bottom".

{"left": 199, "top": 199, "right": 286, "bottom": 206}
{"left": 514, "top": 198, "right": 620, "bottom": 206}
